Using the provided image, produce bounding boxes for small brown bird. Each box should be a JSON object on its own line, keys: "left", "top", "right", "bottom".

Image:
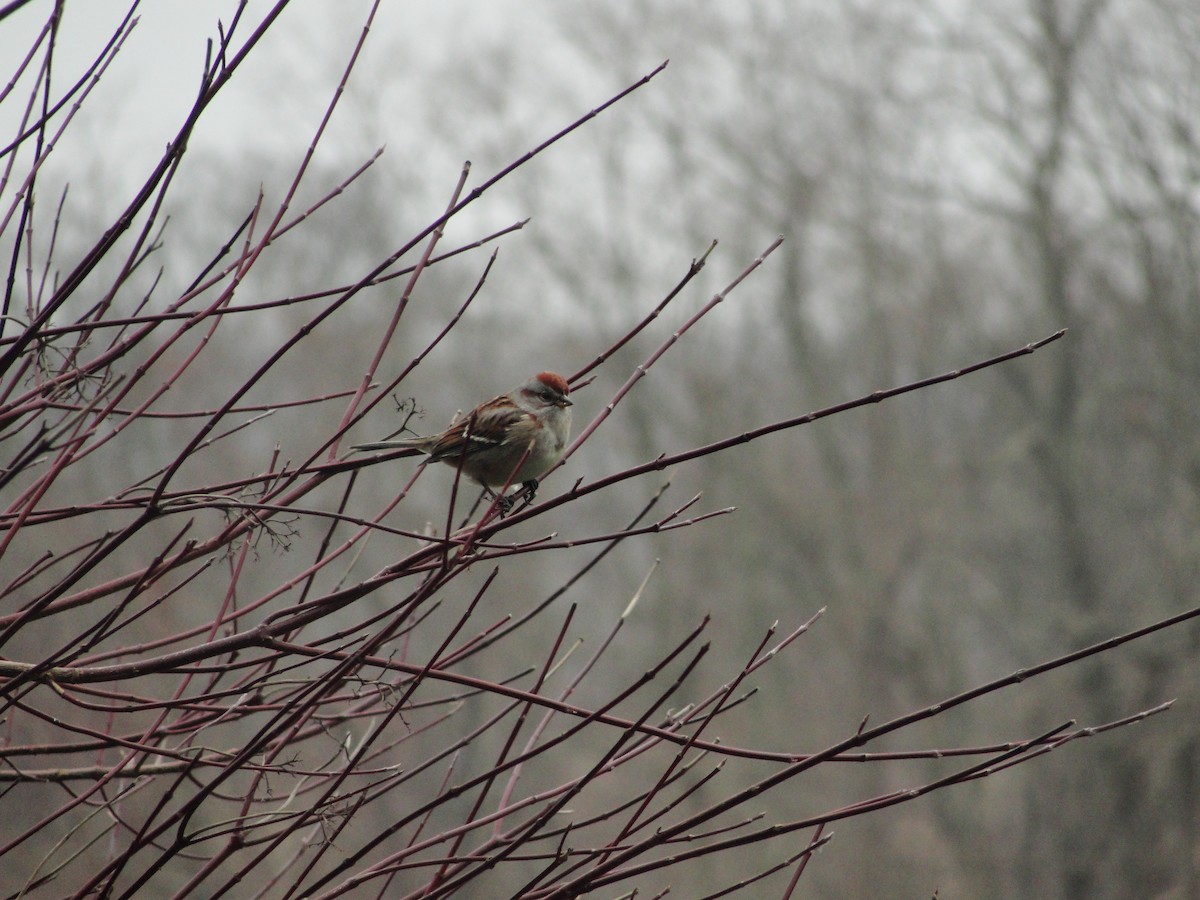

{"left": 353, "top": 372, "right": 573, "bottom": 496}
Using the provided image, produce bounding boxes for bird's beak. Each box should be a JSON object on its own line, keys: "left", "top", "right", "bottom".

{"left": 559, "top": 398, "right": 573, "bottom": 408}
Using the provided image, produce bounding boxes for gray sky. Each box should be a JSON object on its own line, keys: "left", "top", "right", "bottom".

{"left": 1, "top": 2, "right": 552, "bottom": 187}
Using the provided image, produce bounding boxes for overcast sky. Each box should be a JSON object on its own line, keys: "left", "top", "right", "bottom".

{"left": 1, "top": 1, "right": 580, "bottom": 193}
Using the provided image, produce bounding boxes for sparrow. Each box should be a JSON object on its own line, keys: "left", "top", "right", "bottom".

{"left": 353, "top": 372, "right": 573, "bottom": 500}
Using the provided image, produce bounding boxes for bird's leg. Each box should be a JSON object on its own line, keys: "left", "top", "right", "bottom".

{"left": 477, "top": 485, "right": 515, "bottom": 517}
{"left": 508, "top": 479, "right": 539, "bottom": 513}
{"left": 496, "top": 492, "right": 516, "bottom": 516}
{"left": 483, "top": 480, "right": 538, "bottom": 518}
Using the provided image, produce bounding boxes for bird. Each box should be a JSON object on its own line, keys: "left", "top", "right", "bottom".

{"left": 352, "top": 372, "right": 573, "bottom": 503}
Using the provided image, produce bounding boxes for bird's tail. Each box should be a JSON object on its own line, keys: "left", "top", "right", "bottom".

{"left": 351, "top": 438, "right": 426, "bottom": 453}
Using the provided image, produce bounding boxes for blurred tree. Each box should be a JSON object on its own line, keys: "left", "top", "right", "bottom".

{"left": 409, "top": 0, "right": 1200, "bottom": 895}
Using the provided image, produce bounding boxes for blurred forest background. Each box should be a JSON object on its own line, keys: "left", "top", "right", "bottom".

{"left": 2, "top": 0, "right": 1199, "bottom": 896}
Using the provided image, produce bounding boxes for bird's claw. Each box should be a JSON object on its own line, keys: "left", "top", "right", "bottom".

{"left": 515, "top": 479, "right": 539, "bottom": 510}
{"left": 486, "top": 480, "right": 539, "bottom": 518}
